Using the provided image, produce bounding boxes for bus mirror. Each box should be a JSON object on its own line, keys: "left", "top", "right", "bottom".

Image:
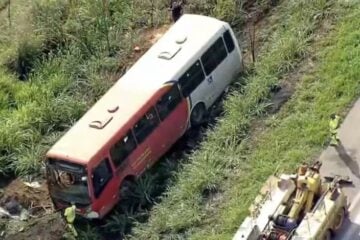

{"left": 81, "top": 176, "right": 88, "bottom": 182}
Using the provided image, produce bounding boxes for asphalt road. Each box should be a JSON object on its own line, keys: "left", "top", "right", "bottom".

{"left": 319, "top": 99, "right": 360, "bottom": 240}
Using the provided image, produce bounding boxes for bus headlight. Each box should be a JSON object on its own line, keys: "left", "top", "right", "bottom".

{"left": 85, "top": 211, "right": 99, "bottom": 219}
{"left": 85, "top": 206, "right": 99, "bottom": 219}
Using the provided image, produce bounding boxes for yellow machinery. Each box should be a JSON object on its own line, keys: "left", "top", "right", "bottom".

{"left": 233, "top": 162, "right": 350, "bottom": 240}
{"left": 287, "top": 162, "right": 322, "bottom": 220}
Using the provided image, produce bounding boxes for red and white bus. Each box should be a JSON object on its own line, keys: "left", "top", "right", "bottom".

{"left": 45, "top": 14, "right": 242, "bottom": 219}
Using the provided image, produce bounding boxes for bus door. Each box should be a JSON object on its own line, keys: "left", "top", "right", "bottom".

{"left": 155, "top": 84, "right": 188, "bottom": 151}
{"left": 130, "top": 107, "right": 163, "bottom": 173}
{"left": 90, "top": 157, "right": 118, "bottom": 217}
{"left": 178, "top": 60, "right": 211, "bottom": 108}
{"left": 200, "top": 34, "right": 234, "bottom": 105}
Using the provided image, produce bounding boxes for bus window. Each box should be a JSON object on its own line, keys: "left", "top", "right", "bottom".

{"left": 178, "top": 60, "right": 205, "bottom": 97}
{"left": 156, "top": 85, "right": 182, "bottom": 120}
{"left": 110, "top": 131, "right": 137, "bottom": 167}
{"left": 93, "top": 158, "right": 113, "bottom": 198}
{"left": 223, "top": 30, "right": 235, "bottom": 53}
{"left": 201, "top": 37, "right": 227, "bottom": 75}
{"left": 46, "top": 159, "right": 90, "bottom": 206}
{"left": 133, "top": 107, "right": 160, "bottom": 144}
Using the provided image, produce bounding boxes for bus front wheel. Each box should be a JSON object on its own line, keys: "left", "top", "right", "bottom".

{"left": 119, "top": 178, "right": 135, "bottom": 201}
{"left": 190, "top": 103, "right": 207, "bottom": 127}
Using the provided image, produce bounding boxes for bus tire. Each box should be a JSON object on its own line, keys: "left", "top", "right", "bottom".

{"left": 119, "top": 178, "right": 135, "bottom": 201}
{"left": 190, "top": 103, "right": 207, "bottom": 127}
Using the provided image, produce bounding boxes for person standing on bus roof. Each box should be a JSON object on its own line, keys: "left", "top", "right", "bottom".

{"left": 169, "top": 0, "right": 186, "bottom": 22}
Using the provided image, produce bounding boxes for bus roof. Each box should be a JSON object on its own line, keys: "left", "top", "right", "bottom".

{"left": 47, "top": 14, "right": 228, "bottom": 164}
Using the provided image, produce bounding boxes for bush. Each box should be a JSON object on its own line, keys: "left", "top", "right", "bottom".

{"left": 6, "top": 38, "right": 44, "bottom": 80}
{"left": 212, "top": 0, "right": 238, "bottom": 24}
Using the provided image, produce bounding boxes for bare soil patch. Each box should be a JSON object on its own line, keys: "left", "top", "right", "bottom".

{"left": 0, "top": 179, "right": 52, "bottom": 216}
{"left": 0, "top": 179, "right": 63, "bottom": 240}
{"left": 3, "top": 213, "right": 65, "bottom": 240}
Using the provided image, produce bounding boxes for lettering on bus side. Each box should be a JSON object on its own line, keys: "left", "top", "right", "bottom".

{"left": 131, "top": 147, "right": 152, "bottom": 170}
{"left": 113, "top": 85, "right": 185, "bottom": 174}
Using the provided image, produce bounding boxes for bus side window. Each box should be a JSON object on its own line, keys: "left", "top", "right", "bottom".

{"left": 178, "top": 60, "right": 205, "bottom": 97}
{"left": 133, "top": 107, "right": 160, "bottom": 144}
{"left": 156, "top": 85, "right": 182, "bottom": 120}
{"left": 93, "top": 158, "right": 113, "bottom": 198}
{"left": 201, "top": 37, "right": 227, "bottom": 75}
{"left": 223, "top": 30, "right": 235, "bottom": 53}
{"left": 110, "top": 131, "right": 137, "bottom": 167}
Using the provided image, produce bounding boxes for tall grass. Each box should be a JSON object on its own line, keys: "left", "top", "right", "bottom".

{"left": 189, "top": 4, "right": 360, "bottom": 239}
{"left": 0, "top": 0, "right": 266, "bottom": 176}
{"left": 130, "top": 0, "right": 339, "bottom": 238}
{"left": 0, "top": 0, "right": 350, "bottom": 238}
{"left": 0, "top": 0, "right": 149, "bottom": 176}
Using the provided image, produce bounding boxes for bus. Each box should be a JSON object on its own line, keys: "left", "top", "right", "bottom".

{"left": 45, "top": 14, "right": 243, "bottom": 219}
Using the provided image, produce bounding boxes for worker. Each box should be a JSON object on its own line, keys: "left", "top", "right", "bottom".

{"left": 64, "top": 202, "right": 78, "bottom": 238}
{"left": 169, "top": 0, "right": 186, "bottom": 22}
{"left": 329, "top": 113, "right": 341, "bottom": 146}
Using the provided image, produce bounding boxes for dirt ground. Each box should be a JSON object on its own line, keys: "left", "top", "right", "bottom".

{"left": 2, "top": 213, "right": 65, "bottom": 240}
{"left": 0, "top": 178, "right": 64, "bottom": 240}
{"left": 123, "top": 24, "right": 170, "bottom": 70}
{"left": 0, "top": 179, "right": 52, "bottom": 214}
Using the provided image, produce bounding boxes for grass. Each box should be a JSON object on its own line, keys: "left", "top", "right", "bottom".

{"left": 1, "top": 0, "right": 358, "bottom": 239}
{"left": 0, "top": 0, "right": 260, "bottom": 177}
{"left": 192, "top": 3, "right": 360, "bottom": 239}
{"left": 0, "top": 0, "right": 149, "bottom": 176}
{"left": 129, "top": 0, "right": 360, "bottom": 239}
{"left": 0, "top": 0, "right": 267, "bottom": 237}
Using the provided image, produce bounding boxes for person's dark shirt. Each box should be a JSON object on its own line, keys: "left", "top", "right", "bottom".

{"left": 169, "top": 0, "right": 185, "bottom": 10}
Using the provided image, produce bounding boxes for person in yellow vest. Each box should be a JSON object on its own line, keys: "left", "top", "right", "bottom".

{"left": 329, "top": 113, "right": 341, "bottom": 146}
{"left": 64, "top": 202, "right": 78, "bottom": 238}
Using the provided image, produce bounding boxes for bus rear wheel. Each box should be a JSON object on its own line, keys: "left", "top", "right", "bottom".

{"left": 119, "top": 179, "right": 135, "bottom": 201}
{"left": 190, "top": 103, "right": 207, "bottom": 127}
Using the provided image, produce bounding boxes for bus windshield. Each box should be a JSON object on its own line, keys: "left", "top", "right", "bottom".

{"left": 46, "top": 158, "right": 91, "bottom": 206}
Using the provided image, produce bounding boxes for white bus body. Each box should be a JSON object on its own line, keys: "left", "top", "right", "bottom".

{"left": 122, "top": 14, "right": 243, "bottom": 126}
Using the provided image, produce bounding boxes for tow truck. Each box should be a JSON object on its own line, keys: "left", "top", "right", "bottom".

{"left": 233, "top": 162, "right": 350, "bottom": 240}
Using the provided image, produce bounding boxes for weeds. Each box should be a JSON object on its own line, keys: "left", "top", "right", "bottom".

{"left": 0, "top": 0, "right": 265, "bottom": 178}
{"left": 130, "top": 0, "right": 341, "bottom": 238}
{"left": 0, "top": 0, "right": 354, "bottom": 239}
{"left": 0, "top": 0, "right": 142, "bottom": 176}
{"left": 193, "top": 5, "right": 360, "bottom": 239}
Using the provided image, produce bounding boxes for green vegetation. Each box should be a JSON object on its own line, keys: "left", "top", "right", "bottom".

{"left": 0, "top": 0, "right": 256, "bottom": 176}
{"left": 0, "top": 0, "right": 269, "bottom": 237}
{"left": 1, "top": 0, "right": 360, "bottom": 239}
{"left": 0, "top": 0, "right": 160, "bottom": 176}
{"left": 130, "top": 1, "right": 360, "bottom": 239}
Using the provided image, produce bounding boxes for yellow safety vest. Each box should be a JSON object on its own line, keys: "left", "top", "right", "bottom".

{"left": 329, "top": 115, "right": 340, "bottom": 133}
{"left": 64, "top": 205, "right": 76, "bottom": 223}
